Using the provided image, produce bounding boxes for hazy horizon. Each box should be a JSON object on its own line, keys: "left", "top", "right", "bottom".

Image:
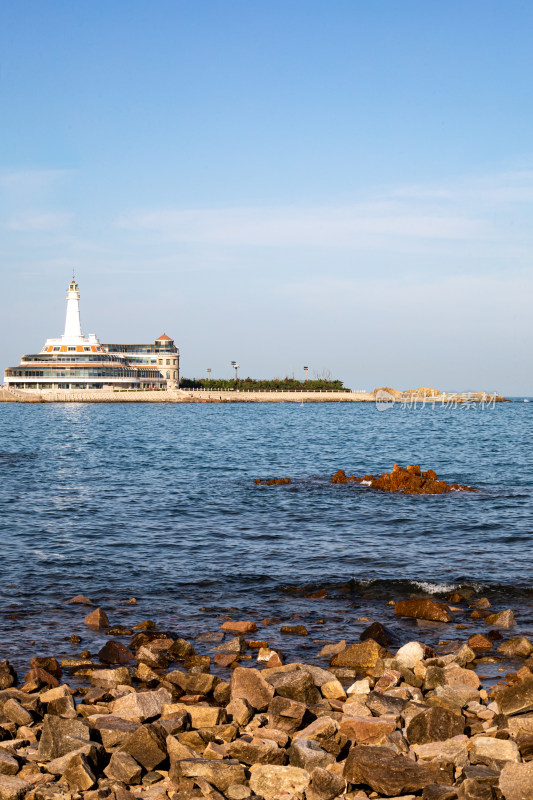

{"left": 1, "top": 1, "right": 532, "bottom": 395}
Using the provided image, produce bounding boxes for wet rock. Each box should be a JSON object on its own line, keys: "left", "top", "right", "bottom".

{"left": 0, "top": 662, "right": 17, "bottom": 689}
{"left": 171, "top": 758, "right": 247, "bottom": 792}
{"left": 0, "top": 750, "right": 19, "bottom": 776}
{"left": 499, "top": 760, "right": 533, "bottom": 799}
{"left": 280, "top": 625, "right": 309, "bottom": 636}
{"left": 467, "top": 634, "right": 494, "bottom": 653}
{"left": 288, "top": 738, "right": 335, "bottom": 771}
{"left": 395, "top": 599, "right": 453, "bottom": 623}
{"left": 319, "top": 640, "right": 346, "bottom": 657}
{"left": 110, "top": 687, "right": 172, "bottom": 721}
{"left": 84, "top": 608, "right": 110, "bottom": 629}
{"left": 255, "top": 477, "right": 291, "bottom": 485}
{"left": 0, "top": 775, "right": 31, "bottom": 800}
{"left": 360, "top": 621, "right": 394, "bottom": 648}
{"left": 24, "top": 667, "right": 59, "bottom": 688}
{"left": 267, "top": 695, "right": 307, "bottom": 733}
{"left": 98, "top": 641, "right": 135, "bottom": 665}
{"left": 493, "top": 670, "right": 533, "bottom": 716}
{"left": 38, "top": 714, "right": 92, "bottom": 760}
{"left": 220, "top": 620, "right": 257, "bottom": 635}
{"left": 498, "top": 637, "right": 533, "bottom": 658}
{"left": 104, "top": 751, "right": 143, "bottom": 785}
{"left": 344, "top": 744, "right": 433, "bottom": 795}
{"left": 330, "top": 640, "right": 386, "bottom": 669}
{"left": 121, "top": 723, "right": 167, "bottom": 770}
{"left": 29, "top": 657, "right": 62, "bottom": 679}
{"left": 484, "top": 609, "right": 516, "bottom": 628}
{"left": 249, "top": 764, "right": 311, "bottom": 797}
{"left": 406, "top": 706, "right": 464, "bottom": 745}
{"left": 167, "top": 637, "right": 195, "bottom": 660}
{"left": 230, "top": 667, "right": 275, "bottom": 711}
{"left": 266, "top": 669, "right": 321, "bottom": 705}
{"left": 214, "top": 636, "right": 247, "bottom": 654}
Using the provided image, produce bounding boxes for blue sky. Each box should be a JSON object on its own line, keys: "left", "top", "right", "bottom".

{"left": 1, "top": 0, "right": 532, "bottom": 393}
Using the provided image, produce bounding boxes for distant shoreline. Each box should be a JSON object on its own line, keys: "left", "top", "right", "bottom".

{"left": 0, "top": 387, "right": 510, "bottom": 404}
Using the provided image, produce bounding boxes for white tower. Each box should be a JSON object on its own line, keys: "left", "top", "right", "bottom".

{"left": 63, "top": 276, "right": 83, "bottom": 341}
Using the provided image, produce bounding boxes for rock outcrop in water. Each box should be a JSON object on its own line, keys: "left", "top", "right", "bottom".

{"left": 1, "top": 601, "right": 533, "bottom": 800}
{"left": 332, "top": 464, "right": 476, "bottom": 494}
{"left": 254, "top": 477, "right": 291, "bottom": 486}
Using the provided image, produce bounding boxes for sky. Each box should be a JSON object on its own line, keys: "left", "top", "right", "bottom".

{"left": 1, "top": 0, "right": 532, "bottom": 394}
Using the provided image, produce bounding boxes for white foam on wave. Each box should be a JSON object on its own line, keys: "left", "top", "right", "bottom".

{"left": 361, "top": 480, "right": 372, "bottom": 486}
{"left": 32, "top": 550, "right": 66, "bottom": 561}
{"left": 411, "top": 579, "right": 484, "bottom": 594}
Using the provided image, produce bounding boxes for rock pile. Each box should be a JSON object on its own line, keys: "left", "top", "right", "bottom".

{"left": 0, "top": 606, "right": 532, "bottom": 800}
{"left": 331, "top": 464, "right": 476, "bottom": 494}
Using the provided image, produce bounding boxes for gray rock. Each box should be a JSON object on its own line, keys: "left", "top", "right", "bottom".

{"left": 111, "top": 687, "right": 171, "bottom": 721}
{"left": 46, "top": 694, "right": 77, "bottom": 718}
{"left": 215, "top": 636, "right": 247, "bottom": 654}
{"left": 267, "top": 670, "right": 321, "bottom": 705}
{"left": 37, "top": 714, "right": 92, "bottom": 760}
{"left": 46, "top": 743, "right": 100, "bottom": 775}
{"left": 104, "top": 751, "right": 143, "bottom": 785}
{"left": 288, "top": 738, "right": 335, "bottom": 771}
{"left": 90, "top": 715, "right": 140, "bottom": 750}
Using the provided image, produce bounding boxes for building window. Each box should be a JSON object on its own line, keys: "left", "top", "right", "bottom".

{"left": 166, "top": 371, "right": 170, "bottom": 379}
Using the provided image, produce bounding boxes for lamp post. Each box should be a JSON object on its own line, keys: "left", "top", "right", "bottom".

{"left": 231, "top": 361, "right": 239, "bottom": 384}
{"left": 304, "top": 366, "right": 309, "bottom": 383}
{"left": 207, "top": 368, "right": 211, "bottom": 385}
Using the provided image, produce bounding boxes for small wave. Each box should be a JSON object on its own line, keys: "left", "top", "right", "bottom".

{"left": 32, "top": 550, "right": 66, "bottom": 561}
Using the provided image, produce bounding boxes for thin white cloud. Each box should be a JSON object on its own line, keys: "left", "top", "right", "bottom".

{"left": 5, "top": 212, "right": 73, "bottom": 232}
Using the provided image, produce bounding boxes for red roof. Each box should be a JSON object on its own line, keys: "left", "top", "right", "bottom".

{"left": 156, "top": 333, "right": 172, "bottom": 341}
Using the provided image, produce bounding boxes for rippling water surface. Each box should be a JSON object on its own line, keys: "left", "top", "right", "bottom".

{"left": 0, "top": 401, "right": 531, "bottom": 674}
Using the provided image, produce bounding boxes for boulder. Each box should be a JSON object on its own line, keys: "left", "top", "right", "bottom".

{"left": 0, "top": 776, "right": 31, "bottom": 800}
{"left": 470, "top": 736, "right": 521, "bottom": 763}
{"left": 3, "top": 698, "right": 33, "bottom": 727}
{"left": 344, "top": 744, "right": 434, "bottom": 796}
{"left": 63, "top": 753, "right": 96, "bottom": 790}
{"left": 394, "top": 641, "right": 426, "bottom": 669}
{"left": 228, "top": 737, "right": 286, "bottom": 765}
{"left": 0, "top": 750, "right": 19, "bottom": 776}
{"left": 412, "top": 734, "right": 470, "bottom": 768}
{"left": 307, "top": 766, "right": 346, "bottom": 800}
{"left": 120, "top": 723, "right": 167, "bottom": 770}
{"left": 111, "top": 687, "right": 171, "bottom": 720}
{"left": 330, "top": 640, "right": 386, "bottom": 668}
{"left": 499, "top": 760, "right": 533, "bottom": 800}
{"left": 484, "top": 609, "right": 516, "bottom": 628}
{"left": 494, "top": 671, "right": 533, "bottom": 716}
{"left": 37, "top": 714, "right": 92, "bottom": 760}
{"left": 90, "top": 715, "right": 140, "bottom": 749}
{"left": 395, "top": 599, "right": 453, "bottom": 623}
{"left": 498, "top": 637, "right": 533, "bottom": 658}
{"left": 468, "top": 634, "right": 494, "bottom": 653}
{"left": 0, "top": 662, "right": 17, "bottom": 690}
{"left": 249, "top": 764, "right": 311, "bottom": 797}
{"left": 340, "top": 714, "right": 397, "bottom": 744}
{"left": 267, "top": 695, "right": 307, "bottom": 733}
{"left": 230, "top": 667, "right": 275, "bottom": 711}
{"left": 221, "top": 620, "right": 257, "bottom": 634}
{"left": 171, "top": 758, "right": 247, "bottom": 792}
{"left": 288, "top": 738, "right": 335, "bottom": 771}
{"left": 98, "top": 640, "right": 135, "bottom": 665}
{"left": 267, "top": 669, "right": 321, "bottom": 705}
{"left": 90, "top": 666, "right": 132, "bottom": 689}
{"left": 360, "top": 621, "right": 394, "bottom": 648}
{"left": 84, "top": 608, "right": 110, "bottom": 629}
{"left": 104, "top": 751, "right": 143, "bottom": 784}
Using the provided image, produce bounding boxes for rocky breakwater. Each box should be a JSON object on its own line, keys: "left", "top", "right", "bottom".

{"left": 331, "top": 465, "right": 476, "bottom": 495}
{"left": 0, "top": 601, "right": 533, "bottom": 800}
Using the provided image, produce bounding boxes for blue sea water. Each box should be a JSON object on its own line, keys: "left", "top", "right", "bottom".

{"left": 0, "top": 401, "right": 532, "bottom": 674}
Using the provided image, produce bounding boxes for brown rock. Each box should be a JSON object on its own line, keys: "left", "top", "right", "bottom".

{"left": 344, "top": 744, "right": 433, "bottom": 795}
{"left": 104, "top": 750, "right": 143, "bottom": 784}
{"left": 288, "top": 738, "right": 335, "bottom": 771}
{"left": 484, "top": 609, "right": 516, "bottom": 628}
{"left": 249, "top": 764, "right": 311, "bottom": 797}
{"left": 214, "top": 653, "right": 239, "bottom": 667}
{"left": 498, "top": 637, "right": 533, "bottom": 658}
{"left": 84, "top": 608, "right": 110, "bottom": 629}
{"left": 267, "top": 669, "right": 320, "bottom": 705}
{"left": 230, "top": 666, "right": 275, "bottom": 711}
{"left": 3, "top": 698, "right": 33, "bottom": 727}
{"left": 267, "top": 695, "right": 307, "bottom": 733}
{"left": 0, "top": 661, "right": 17, "bottom": 689}
{"left": 121, "top": 723, "right": 167, "bottom": 770}
{"left": 494, "top": 670, "right": 533, "bottom": 716}
{"left": 67, "top": 594, "right": 92, "bottom": 604}
{"left": 406, "top": 706, "right": 465, "bottom": 744}
{"left": 308, "top": 766, "right": 346, "bottom": 800}
{"left": 0, "top": 751, "right": 19, "bottom": 776}
{"left": 280, "top": 625, "right": 309, "bottom": 636}
{"left": 0, "top": 776, "right": 31, "bottom": 800}
{"left": 24, "top": 667, "right": 59, "bottom": 688}
{"left": 360, "top": 621, "right": 394, "bottom": 648}
{"left": 330, "top": 640, "right": 386, "bottom": 668}
{"left": 318, "top": 640, "right": 346, "bottom": 657}
{"left": 29, "top": 657, "right": 62, "bottom": 679}
{"left": 37, "top": 714, "right": 91, "bottom": 760}
{"left": 395, "top": 598, "right": 453, "bottom": 622}
{"left": 63, "top": 753, "right": 96, "bottom": 790}
{"left": 228, "top": 737, "right": 286, "bottom": 765}
{"left": 468, "top": 634, "right": 494, "bottom": 652}
{"left": 171, "top": 758, "right": 247, "bottom": 792}
{"left": 221, "top": 620, "right": 258, "bottom": 634}
{"left": 339, "top": 715, "right": 396, "bottom": 744}
{"left": 110, "top": 687, "right": 172, "bottom": 720}
{"left": 98, "top": 640, "right": 135, "bottom": 665}
{"left": 499, "top": 761, "right": 533, "bottom": 800}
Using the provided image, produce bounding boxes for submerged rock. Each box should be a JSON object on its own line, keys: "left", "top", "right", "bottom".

{"left": 332, "top": 463, "right": 476, "bottom": 494}
{"left": 255, "top": 477, "right": 291, "bottom": 485}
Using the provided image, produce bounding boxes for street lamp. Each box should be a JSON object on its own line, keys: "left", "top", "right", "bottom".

{"left": 207, "top": 368, "right": 211, "bottom": 385}
{"left": 231, "top": 361, "right": 239, "bottom": 383}
{"left": 304, "top": 366, "right": 309, "bottom": 383}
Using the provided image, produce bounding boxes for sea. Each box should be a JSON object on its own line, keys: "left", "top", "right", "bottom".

{"left": 0, "top": 400, "right": 532, "bottom": 682}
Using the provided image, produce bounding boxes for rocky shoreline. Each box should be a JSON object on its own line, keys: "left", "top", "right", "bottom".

{"left": 0, "top": 596, "right": 532, "bottom": 800}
